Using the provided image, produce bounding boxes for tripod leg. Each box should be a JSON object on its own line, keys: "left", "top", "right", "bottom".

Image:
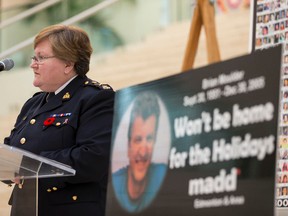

{"left": 201, "top": 0, "right": 221, "bottom": 64}
{"left": 181, "top": 1, "right": 202, "bottom": 71}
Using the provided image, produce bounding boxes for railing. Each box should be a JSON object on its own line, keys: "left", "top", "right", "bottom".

{"left": 0, "top": 0, "right": 61, "bottom": 29}
{"left": 0, "top": 0, "right": 120, "bottom": 59}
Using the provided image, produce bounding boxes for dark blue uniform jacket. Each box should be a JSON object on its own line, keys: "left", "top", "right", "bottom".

{"left": 4, "top": 75, "right": 114, "bottom": 216}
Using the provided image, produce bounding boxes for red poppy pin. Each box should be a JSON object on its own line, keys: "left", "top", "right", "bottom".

{"left": 43, "top": 117, "right": 55, "bottom": 126}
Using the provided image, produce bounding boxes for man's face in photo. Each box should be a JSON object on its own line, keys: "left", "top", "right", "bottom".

{"left": 128, "top": 115, "right": 157, "bottom": 183}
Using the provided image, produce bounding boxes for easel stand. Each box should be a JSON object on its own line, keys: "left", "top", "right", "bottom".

{"left": 182, "top": 0, "right": 221, "bottom": 71}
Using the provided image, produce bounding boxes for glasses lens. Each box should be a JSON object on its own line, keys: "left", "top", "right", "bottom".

{"left": 31, "top": 56, "right": 38, "bottom": 62}
{"left": 31, "top": 55, "right": 55, "bottom": 64}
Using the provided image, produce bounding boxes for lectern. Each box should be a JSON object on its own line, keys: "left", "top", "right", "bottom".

{"left": 0, "top": 143, "right": 75, "bottom": 216}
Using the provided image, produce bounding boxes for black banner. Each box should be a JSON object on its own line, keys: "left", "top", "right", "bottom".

{"left": 106, "top": 46, "right": 282, "bottom": 216}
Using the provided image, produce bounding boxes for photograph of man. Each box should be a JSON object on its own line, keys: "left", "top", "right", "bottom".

{"left": 283, "top": 91, "right": 288, "bottom": 98}
{"left": 280, "top": 137, "right": 288, "bottom": 148}
{"left": 277, "top": 187, "right": 282, "bottom": 197}
{"left": 283, "top": 114, "right": 288, "bottom": 124}
{"left": 282, "top": 187, "right": 288, "bottom": 197}
{"left": 264, "top": 14, "right": 270, "bottom": 23}
{"left": 283, "top": 102, "right": 288, "bottom": 111}
{"left": 282, "top": 174, "right": 288, "bottom": 183}
{"left": 282, "top": 161, "right": 288, "bottom": 172}
{"left": 112, "top": 92, "right": 168, "bottom": 213}
{"left": 280, "top": 149, "right": 288, "bottom": 159}
{"left": 262, "top": 26, "right": 269, "bottom": 35}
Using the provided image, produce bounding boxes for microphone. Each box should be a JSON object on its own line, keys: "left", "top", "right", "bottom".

{"left": 0, "top": 58, "right": 14, "bottom": 72}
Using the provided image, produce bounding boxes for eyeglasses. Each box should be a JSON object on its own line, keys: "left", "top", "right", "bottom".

{"left": 31, "top": 55, "right": 55, "bottom": 64}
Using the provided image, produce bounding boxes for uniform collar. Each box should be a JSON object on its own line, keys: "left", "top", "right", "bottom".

{"left": 33, "top": 76, "right": 88, "bottom": 116}
{"left": 54, "top": 75, "right": 78, "bottom": 95}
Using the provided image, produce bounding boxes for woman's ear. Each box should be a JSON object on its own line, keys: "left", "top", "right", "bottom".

{"left": 64, "top": 62, "right": 75, "bottom": 75}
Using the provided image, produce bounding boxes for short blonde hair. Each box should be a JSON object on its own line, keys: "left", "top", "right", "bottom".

{"left": 34, "top": 24, "right": 93, "bottom": 76}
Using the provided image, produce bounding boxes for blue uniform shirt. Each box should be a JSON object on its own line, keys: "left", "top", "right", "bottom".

{"left": 112, "top": 163, "right": 167, "bottom": 213}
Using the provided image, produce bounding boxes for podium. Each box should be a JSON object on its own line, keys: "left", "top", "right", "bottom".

{"left": 0, "top": 144, "right": 75, "bottom": 216}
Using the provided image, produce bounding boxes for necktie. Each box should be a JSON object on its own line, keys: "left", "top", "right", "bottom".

{"left": 46, "top": 92, "right": 55, "bottom": 102}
